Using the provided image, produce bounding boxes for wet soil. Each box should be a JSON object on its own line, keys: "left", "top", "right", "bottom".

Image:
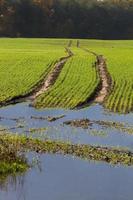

{"left": 94, "top": 55, "right": 111, "bottom": 103}
{"left": 64, "top": 119, "right": 92, "bottom": 129}
{"left": 31, "top": 48, "right": 73, "bottom": 100}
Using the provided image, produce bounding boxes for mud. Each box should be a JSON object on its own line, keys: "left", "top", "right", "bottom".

{"left": 64, "top": 119, "right": 92, "bottom": 129}
{"left": 64, "top": 118, "right": 133, "bottom": 134}
{"left": 30, "top": 48, "right": 73, "bottom": 100}
{"left": 94, "top": 55, "right": 111, "bottom": 103}
{"left": 77, "top": 48, "right": 112, "bottom": 108}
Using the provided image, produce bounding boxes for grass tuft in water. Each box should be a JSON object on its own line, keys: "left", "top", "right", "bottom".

{"left": 1, "top": 133, "right": 133, "bottom": 167}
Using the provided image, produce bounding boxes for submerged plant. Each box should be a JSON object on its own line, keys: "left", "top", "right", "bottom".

{"left": 1, "top": 133, "right": 133, "bottom": 167}
{"left": 64, "top": 119, "right": 92, "bottom": 129}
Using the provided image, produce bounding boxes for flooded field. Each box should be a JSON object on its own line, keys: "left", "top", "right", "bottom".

{"left": 0, "top": 103, "right": 133, "bottom": 200}
{"left": 0, "top": 103, "right": 133, "bottom": 149}
{"left": 1, "top": 154, "right": 133, "bottom": 200}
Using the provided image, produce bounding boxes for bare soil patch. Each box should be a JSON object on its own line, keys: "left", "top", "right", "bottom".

{"left": 94, "top": 55, "right": 111, "bottom": 103}
{"left": 78, "top": 48, "right": 112, "bottom": 108}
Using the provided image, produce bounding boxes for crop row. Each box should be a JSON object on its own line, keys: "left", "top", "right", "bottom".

{"left": 0, "top": 39, "right": 66, "bottom": 103}
{"left": 35, "top": 48, "right": 99, "bottom": 108}
{"left": 81, "top": 40, "right": 133, "bottom": 113}
{"left": 104, "top": 49, "right": 133, "bottom": 113}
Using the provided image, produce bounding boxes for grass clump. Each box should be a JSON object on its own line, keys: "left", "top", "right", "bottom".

{"left": 0, "top": 162, "right": 27, "bottom": 175}
{"left": 1, "top": 133, "right": 133, "bottom": 167}
{"left": 0, "top": 134, "right": 29, "bottom": 176}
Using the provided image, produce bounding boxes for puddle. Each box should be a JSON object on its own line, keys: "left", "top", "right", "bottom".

{"left": 1, "top": 154, "right": 133, "bottom": 200}
{"left": 0, "top": 102, "right": 133, "bottom": 199}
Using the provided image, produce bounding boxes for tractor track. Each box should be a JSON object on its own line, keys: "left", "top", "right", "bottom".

{"left": 94, "top": 54, "right": 111, "bottom": 103}
{"left": 77, "top": 48, "right": 112, "bottom": 108}
{"left": 30, "top": 48, "right": 73, "bottom": 100}
{"left": 0, "top": 48, "right": 73, "bottom": 107}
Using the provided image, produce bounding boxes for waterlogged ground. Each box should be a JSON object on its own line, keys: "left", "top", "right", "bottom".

{"left": 0, "top": 103, "right": 133, "bottom": 149}
{"left": 0, "top": 103, "right": 133, "bottom": 200}
{"left": 1, "top": 154, "right": 133, "bottom": 200}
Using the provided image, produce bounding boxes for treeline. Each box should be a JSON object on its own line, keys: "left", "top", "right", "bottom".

{"left": 0, "top": 0, "right": 133, "bottom": 39}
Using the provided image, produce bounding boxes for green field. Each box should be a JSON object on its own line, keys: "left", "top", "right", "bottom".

{"left": 35, "top": 48, "right": 99, "bottom": 108}
{"left": 81, "top": 40, "right": 133, "bottom": 113}
{"left": 0, "top": 38, "right": 133, "bottom": 113}
{"left": 0, "top": 39, "right": 66, "bottom": 103}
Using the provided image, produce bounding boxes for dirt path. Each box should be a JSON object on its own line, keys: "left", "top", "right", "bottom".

{"left": 94, "top": 55, "right": 111, "bottom": 103}
{"left": 82, "top": 48, "right": 111, "bottom": 104}
{"left": 30, "top": 48, "right": 73, "bottom": 100}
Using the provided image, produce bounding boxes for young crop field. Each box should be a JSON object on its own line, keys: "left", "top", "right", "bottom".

{"left": 35, "top": 48, "right": 99, "bottom": 109}
{"left": 0, "top": 39, "right": 133, "bottom": 200}
{"left": 81, "top": 40, "right": 133, "bottom": 113}
{"left": 105, "top": 49, "right": 133, "bottom": 113}
{"left": 0, "top": 39, "right": 133, "bottom": 113}
{"left": 0, "top": 38, "right": 66, "bottom": 104}
{"left": 1, "top": 1, "right": 133, "bottom": 198}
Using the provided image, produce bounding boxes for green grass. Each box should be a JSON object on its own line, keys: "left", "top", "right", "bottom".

{"left": 81, "top": 40, "right": 133, "bottom": 113}
{"left": 1, "top": 133, "right": 133, "bottom": 166}
{"left": 0, "top": 161, "right": 27, "bottom": 175}
{"left": 35, "top": 47, "right": 99, "bottom": 108}
{"left": 0, "top": 38, "right": 66, "bottom": 103}
{"left": 104, "top": 49, "right": 133, "bottom": 113}
{"left": 0, "top": 132, "right": 28, "bottom": 177}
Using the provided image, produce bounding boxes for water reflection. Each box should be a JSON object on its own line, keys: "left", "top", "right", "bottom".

{"left": 0, "top": 103, "right": 133, "bottom": 200}
{"left": 0, "top": 173, "right": 27, "bottom": 199}
{"left": 1, "top": 154, "right": 133, "bottom": 200}
{"left": 0, "top": 103, "right": 133, "bottom": 150}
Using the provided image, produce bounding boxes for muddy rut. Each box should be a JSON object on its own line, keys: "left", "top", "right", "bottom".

{"left": 30, "top": 48, "right": 73, "bottom": 100}
{"left": 0, "top": 45, "right": 110, "bottom": 108}
{"left": 83, "top": 48, "right": 111, "bottom": 104}
{"left": 94, "top": 55, "right": 111, "bottom": 103}
{"left": 0, "top": 48, "right": 73, "bottom": 107}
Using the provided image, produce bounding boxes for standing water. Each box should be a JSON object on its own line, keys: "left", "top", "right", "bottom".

{"left": 0, "top": 103, "right": 133, "bottom": 200}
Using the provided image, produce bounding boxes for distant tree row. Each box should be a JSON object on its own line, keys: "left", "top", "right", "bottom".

{"left": 0, "top": 0, "right": 133, "bottom": 39}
